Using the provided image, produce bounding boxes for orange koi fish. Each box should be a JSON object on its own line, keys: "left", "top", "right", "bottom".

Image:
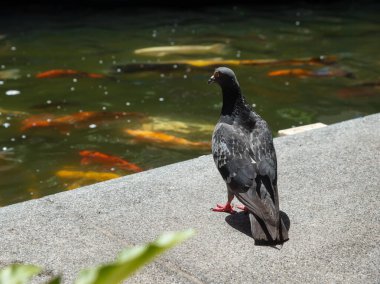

{"left": 56, "top": 170, "right": 120, "bottom": 182}
{"left": 79, "top": 150, "right": 143, "bottom": 173}
{"left": 36, "top": 69, "right": 106, "bottom": 79}
{"left": 125, "top": 129, "right": 211, "bottom": 149}
{"left": 268, "top": 68, "right": 354, "bottom": 78}
{"left": 21, "top": 111, "right": 145, "bottom": 131}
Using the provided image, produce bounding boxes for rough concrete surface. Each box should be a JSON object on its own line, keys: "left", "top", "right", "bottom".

{"left": 0, "top": 114, "right": 379, "bottom": 283}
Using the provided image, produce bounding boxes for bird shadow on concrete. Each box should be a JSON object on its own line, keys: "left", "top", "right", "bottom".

{"left": 225, "top": 211, "right": 291, "bottom": 241}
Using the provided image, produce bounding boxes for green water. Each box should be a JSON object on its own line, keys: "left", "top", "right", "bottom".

{"left": 0, "top": 5, "right": 379, "bottom": 206}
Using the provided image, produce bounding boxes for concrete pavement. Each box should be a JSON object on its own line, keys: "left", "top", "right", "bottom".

{"left": 0, "top": 113, "right": 379, "bottom": 283}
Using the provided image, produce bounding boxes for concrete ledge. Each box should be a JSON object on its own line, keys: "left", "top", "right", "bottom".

{"left": 278, "top": 122, "right": 327, "bottom": 136}
{"left": 0, "top": 114, "right": 379, "bottom": 283}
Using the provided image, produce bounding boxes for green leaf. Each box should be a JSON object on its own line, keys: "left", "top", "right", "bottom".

{"left": 0, "top": 264, "right": 41, "bottom": 284}
{"left": 75, "top": 229, "right": 194, "bottom": 284}
{"left": 45, "top": 276, "right": 61, "bottom": 284}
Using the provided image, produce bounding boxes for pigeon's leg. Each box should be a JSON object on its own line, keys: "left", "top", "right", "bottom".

{"left": 212, "top": 190, "right": 236, "bottom": 214}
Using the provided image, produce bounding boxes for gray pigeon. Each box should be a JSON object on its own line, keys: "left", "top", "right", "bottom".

{"left": 208, "top": 67, "right": 289, "bottom": 245}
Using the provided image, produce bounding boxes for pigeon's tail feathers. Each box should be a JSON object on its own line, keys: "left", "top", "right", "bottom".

{"left": 235, "top": 187, "right": 289, "bottom": 245}
{"left": 250, "top": 213, "right": 289, "bottom": 246}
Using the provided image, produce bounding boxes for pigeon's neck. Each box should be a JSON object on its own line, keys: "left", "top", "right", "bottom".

{"left": 221, "top": 84, "right": 246, "bottom": 116}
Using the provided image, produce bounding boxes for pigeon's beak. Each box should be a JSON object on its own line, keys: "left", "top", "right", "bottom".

{"left": 208, "top": 75, "right": 215, "bottom": 84}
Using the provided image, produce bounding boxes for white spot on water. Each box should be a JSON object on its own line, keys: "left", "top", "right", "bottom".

{"left": 285, "top": 81, "right": 290, "bottom": 86}
{"left": 159, "top": 97, "right": 164, "bottom": 102}
{"left": 10, "top": 137, "right": 15, "bottom": 142}
{"left": 126, "top": 102, "right": 131, "bottom": 106}
{"left": 11, "top": 46, "right": 16, "bottom": 51}
{"left": 89, "top": 124, "right": 97, "bottom": 129}
{"left": 73, "top": 78, "right": 78, "bottom": 83}
{"left": 0, "top": 81, "right": 3, "bottom": 85}
{"left": 99, "top": 60, "right": 103, "bottom": 64}
{"left": 70, "top": 87, "right": 75, "bottom": 91}
{"left": 102, "top": 106, "right": 107, "bottom": 110}
{"left": 46, "top": 100, "right": 52, "bottom": 104}
{"left": 160, "top": 73, "right": 165, "bottom": 78}
{"left": 183, "top": 74, "right": 188, "bottom": 79}
{"left": 21, "top": 135, "right": 27, "bottom": 139}
{"left": 5, "top": 90, "right": 20, "bottom": 96}
{"left": 3, "top": 122, "right": 10, "bottom": 128}
{"left": 1, "top": 65, "right": 5, "bottom": 69}
{"left": 295, "top": 21, "right": 301, "bottom": 26}
{"left": 116, "top": 68, "right": 121, "bottom": 73}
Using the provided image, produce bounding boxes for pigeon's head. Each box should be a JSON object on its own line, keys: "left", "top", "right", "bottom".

{"left": 208, "top": 67, "right": 239, "bottom": 88}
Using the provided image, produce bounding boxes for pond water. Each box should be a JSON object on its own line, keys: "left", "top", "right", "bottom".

{"left": 0, "top": 4, "right": 379, "bottom": 206}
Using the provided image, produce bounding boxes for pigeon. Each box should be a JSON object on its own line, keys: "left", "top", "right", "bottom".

{"left": 208, "top": 67, "right": 289, "bottom": 245}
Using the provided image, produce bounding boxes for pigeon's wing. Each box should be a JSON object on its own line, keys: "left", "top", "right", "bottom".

{"left": 212, "top": 123, "right": 257, "bottom": 194}
{"left": 237, "top": 118, "right": 282, "bottom": 236}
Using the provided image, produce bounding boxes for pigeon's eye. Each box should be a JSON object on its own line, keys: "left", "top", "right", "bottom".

{"left": 214, "top": 71, "right": 220, "bottom": 78}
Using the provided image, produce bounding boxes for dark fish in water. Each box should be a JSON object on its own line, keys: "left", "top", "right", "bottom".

{"left": 113, "top": 56, "right": 337, "bottom": 74}
{"left": 337, "top": 82, "right": 380, "bottom": 98}
{"left": 36, "top": 69, "right": 106, "bottom": 79}
{"left": 31, "top": 100, "right": 79, "bottom": 110}
{"left": 355, "top": 81, "right": 380, "bottom": 88}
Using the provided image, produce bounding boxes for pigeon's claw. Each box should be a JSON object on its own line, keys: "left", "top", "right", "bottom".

{"left": 212, "top": 203, "right": 236, "bottom": 214}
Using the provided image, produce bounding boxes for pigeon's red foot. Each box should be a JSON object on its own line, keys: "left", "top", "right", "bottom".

{"left": 237, "top": 204, "right": 248, "bottom": 212}
{"left": 212, "top": 203, "right": 236, "bottom": 214}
